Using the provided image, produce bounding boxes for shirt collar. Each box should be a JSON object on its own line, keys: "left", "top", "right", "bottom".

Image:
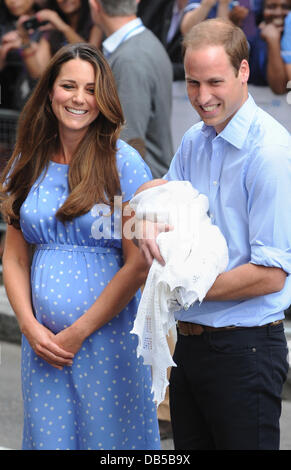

{"left": 201, "top": 94, "right": 258, "bottom": 149}
{"left": 103, "top": 18, "right": 145, "bottom": 57}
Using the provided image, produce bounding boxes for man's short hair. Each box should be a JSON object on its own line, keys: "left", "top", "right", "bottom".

{"left": 99, "top": 0, "right": 137, "bottom": 16}
{"left": 182, "top": 18, "right": 249, "bottom": 75}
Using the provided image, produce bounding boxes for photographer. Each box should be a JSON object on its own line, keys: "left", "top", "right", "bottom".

{"left": 0, "top": 0, "right": 42, "bottom": 110}
{"left": 15, "top": 0, "right": 102, "bottom": 79}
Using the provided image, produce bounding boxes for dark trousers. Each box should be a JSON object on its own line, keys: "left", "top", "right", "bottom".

{"left": 169, "top": 322, "right": 289, "bottom": 450}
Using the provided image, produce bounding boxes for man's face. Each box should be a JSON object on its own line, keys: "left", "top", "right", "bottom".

{"left": 184, "top": 45, "right": 249, "bottom": 134}
{"left": 264, "top": 0, "right": 291, "bottom": 29}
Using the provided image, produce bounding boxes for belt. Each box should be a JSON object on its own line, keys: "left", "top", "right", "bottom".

{"left": 35, "top": 243, "right": 121, "bottom": 255}
{"left": 177, "top": 319, "right": 283, "bottom": 336}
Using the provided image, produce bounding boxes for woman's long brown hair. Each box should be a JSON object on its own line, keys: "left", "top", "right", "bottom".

{"left": 0, "top": 43, "right": 124, "bottom": 228}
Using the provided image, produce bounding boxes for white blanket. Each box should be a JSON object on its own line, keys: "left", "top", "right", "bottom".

{"left": 129, "top": 181, "right": 229, "bottom": 406}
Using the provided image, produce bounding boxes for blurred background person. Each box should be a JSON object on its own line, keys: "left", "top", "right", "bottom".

{"left": 13, "top": 0, "right": 102, "bottom": 81}
{"left": 138, "top": 0, "right": 189, "bottom": 81}
{"left": 0, "top": 0, "right": 41, "bottom": 110}
{"left": 281, "top": 11, "right": 291, "bottom": 79}
{"left": 248, "top": 0, "right": 291, "bottom": 94}
{"left": 180, "top": 0, "right": 233, "bottom": 35}
{"left": 89, "top": 0, "right": 174, "bottom": 179}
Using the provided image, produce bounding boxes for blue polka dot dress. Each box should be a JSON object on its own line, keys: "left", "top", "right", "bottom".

{"left": 19, "top": 140, "right": 161, "bottom": 450}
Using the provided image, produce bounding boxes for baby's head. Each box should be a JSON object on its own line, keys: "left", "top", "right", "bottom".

{"left": 135, "top": 179, "right": 168, "bottom": 195}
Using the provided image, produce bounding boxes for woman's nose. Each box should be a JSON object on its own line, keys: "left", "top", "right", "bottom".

{"left": 72, "top": 88, "right": 85, "bottom": 104}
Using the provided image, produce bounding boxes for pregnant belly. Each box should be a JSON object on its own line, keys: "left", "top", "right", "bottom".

{"left": 31, "top": 247, "right": 121, "bottom": 334}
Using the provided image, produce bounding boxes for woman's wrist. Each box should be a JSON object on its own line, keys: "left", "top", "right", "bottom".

{"left": 19, "top": 314, "right": 38, "bottom": 336}
{"left": 19, "top": 41, "right": 37, "bottom": 58}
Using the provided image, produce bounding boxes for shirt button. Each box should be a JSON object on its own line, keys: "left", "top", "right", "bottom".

{"left": 213, "top": 180, "right": 218, "bottom": 185}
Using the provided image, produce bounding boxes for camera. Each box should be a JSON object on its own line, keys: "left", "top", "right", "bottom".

{"left": 22, "top": 16, "right": 48, "bottom": 31}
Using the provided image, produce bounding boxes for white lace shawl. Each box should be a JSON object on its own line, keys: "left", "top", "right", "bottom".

{"left": 129, "top": 181, "right": 229, "bottom": 406}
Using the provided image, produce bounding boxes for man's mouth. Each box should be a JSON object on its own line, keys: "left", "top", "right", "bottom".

{"left": 200, "top": 104, "right": 220, "bottom": 112}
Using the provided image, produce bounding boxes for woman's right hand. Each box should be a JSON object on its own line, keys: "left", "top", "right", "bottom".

{"left": 23, "top": 319, "right": 75, "bottom": 369}
{"left": 0, "top": 30, "right": 22, "bottom": 69}
{"left": 35, "top": 9, "right": 67, "bottom": 32}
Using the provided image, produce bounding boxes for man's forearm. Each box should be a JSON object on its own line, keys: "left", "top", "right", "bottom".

{"left": 205, "top": 263, "right": 286, "bottom": 301}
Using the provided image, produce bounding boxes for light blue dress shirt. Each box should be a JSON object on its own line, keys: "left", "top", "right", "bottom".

{"left": 164, "top": 94, "right": 291, "bottom": 327}
{"left": 102, "top": 18, "right": 145, "bottom": 58}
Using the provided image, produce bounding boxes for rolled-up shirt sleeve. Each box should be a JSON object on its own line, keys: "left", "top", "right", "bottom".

{"left": 246, "top": 144, "right": 291, "bottom": 274}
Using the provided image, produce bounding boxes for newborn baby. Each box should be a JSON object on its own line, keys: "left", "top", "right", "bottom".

{"left": 129, "top": 179, "right": 229, "bottom": 405}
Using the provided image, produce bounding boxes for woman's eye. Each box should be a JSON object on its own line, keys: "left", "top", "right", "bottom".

{"left": 62, "top": 84, "right": 74, "bottom": 90}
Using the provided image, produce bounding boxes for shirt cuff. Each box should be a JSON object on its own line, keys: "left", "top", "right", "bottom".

{"left": 251, "top": 245, "right": 291, "bottom": 274}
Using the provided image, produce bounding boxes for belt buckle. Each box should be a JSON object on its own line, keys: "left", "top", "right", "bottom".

{"left": 190, "top": 324, "right": 204, "bottom": 335}
{"left": 178, "top": 321, "right": 204, "bottom": 336}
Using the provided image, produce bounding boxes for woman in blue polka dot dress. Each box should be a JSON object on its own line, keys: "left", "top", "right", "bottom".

{"left": 0, "top": 43, "right": 160, "bottom": 450}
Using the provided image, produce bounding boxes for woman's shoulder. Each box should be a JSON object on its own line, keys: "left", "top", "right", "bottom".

{"left": 115, "top": 140, "right": 152, "bottom": 198}
{"left": 116, "top": 140, "right": 149, "bottom": 171}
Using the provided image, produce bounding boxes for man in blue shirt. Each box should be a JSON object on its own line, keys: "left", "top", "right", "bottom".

{"left": 136, "top": 18, "right": 291, "bottom": 450}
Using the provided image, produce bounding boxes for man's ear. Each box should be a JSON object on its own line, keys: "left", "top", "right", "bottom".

{"left": 239, "top": 59, "right": 250, "bottom": 84}
{"left": 89, "top": 0, "right": 101, "bottom": 16}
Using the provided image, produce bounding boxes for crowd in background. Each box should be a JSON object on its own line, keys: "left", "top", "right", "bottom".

{"left": 0, "top": 0, "right": 290, "bottom": 113}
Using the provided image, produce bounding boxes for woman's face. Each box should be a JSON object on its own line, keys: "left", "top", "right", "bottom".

{"left": 55, "top": 0, "right": 81, "bottom": 15}
{"left": 50, "top": 58, "right": 100, "bottom": 139}
{"left": 4, "top": 0, "right": 35, "bottom": 16}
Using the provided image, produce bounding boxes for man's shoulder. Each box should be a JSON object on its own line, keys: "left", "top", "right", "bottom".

{"left": 251, "top": 106, "right": 291, "bottom": 149}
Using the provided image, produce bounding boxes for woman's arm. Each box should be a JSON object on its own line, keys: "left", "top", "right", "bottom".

{"left": 17, "top": 16, "right": 52, "bottom": 78}
{"left": 2, "top": 225, "right": 74, "bottom": 368}
{"left": 55, "top": 204, "right": 150, "bottom": 353}
{"left": 180, "top": 0, "right": 217, "bottom": 35}
{"left": 88, "top": 24, "right": 104, "bottom": 48}
{"left": 36, "top": 9, "right": 86, "bottom": 43}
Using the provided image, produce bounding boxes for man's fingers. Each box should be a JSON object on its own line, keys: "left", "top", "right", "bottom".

{"left": 141, "top": 241, "right": 165, "bottom": 266}
{"left": 141, "top": 244, "right": 154, "bottom": 266}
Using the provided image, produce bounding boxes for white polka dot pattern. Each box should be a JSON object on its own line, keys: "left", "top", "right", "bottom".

{"left": 19, "top": 140, "right": 160, "bottom": 450}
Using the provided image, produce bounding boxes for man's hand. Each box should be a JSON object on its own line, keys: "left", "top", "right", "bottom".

{"left": 260, "top": 21, "right": 283, "bottom": 42}
{"left": 229, "top": 6, "right": 249, "bottom": 27}
{"left": 135, "top": 218, "right": 172, "bottom": 267}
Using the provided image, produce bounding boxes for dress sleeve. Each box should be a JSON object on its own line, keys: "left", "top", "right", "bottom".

{"left": 117, "top": 140, "right": 153, "bottom": 202}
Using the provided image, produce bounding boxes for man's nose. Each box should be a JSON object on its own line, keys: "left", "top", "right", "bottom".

{"left": 196, "top": 84, "right": 212, "bottom": 105}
